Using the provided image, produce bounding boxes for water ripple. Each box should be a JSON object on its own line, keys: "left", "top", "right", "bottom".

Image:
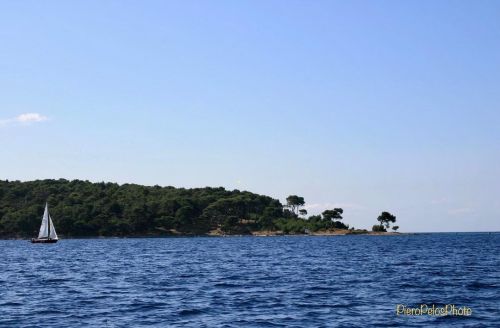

{"left": 1, "top": 233, "right": 499, "bottom": 327}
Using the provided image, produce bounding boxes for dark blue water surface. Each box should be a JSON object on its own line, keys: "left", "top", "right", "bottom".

{"left": 1, "top": 233, "right": 499, "bottom": 327}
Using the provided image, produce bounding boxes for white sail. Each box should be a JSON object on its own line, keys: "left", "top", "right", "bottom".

{"left": 49, "top": 214, "right": 58, "bottom": 240}
{"left": 37, "top": 203, "right": 58, "bottom": 240}
{"left": 37, "top": 203, "right": 49, "bottom": 239}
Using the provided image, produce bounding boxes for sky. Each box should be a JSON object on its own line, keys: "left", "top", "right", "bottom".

{"left": 1, "top": 0, "right": 499, "bottom": 232}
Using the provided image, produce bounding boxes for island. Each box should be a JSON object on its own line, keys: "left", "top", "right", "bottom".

{"left": 0, "top": 179, "right": 399, "bottom": 238}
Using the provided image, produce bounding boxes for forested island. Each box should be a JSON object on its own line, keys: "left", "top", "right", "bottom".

{"left": 0, "top": 179, "right": 398, "bottom": 238}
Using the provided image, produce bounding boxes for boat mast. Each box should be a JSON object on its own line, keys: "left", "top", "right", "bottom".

{"left": 47, "top": 203, "right": 51, "bottom": 240}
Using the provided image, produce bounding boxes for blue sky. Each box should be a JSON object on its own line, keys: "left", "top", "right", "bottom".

{"left": 1, "top": 1, "right": 499, "bottom": 232}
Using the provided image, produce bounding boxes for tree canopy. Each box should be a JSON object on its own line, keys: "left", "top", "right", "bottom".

{"left": 0, "top": 179, "right": 390, "bottom": 237}
{"left": 376, "top": 211, "right": 397, "bottom": 231}
{"left": 322, "top": 208, "right": 343, "bottom": 221}
{"left": 0, "top": 179, "right": 283, "bottom": 237}
{"left": 285, "top": 195, "right": 305, "bottom": 215}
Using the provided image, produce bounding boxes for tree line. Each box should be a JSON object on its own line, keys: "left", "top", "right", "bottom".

{"left": 0, "top": 179, "right": 397, "bottom": 237}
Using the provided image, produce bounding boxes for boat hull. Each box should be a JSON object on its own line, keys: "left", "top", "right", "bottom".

{"left": 31, "top": 238, "right": 58, "bottom": 243}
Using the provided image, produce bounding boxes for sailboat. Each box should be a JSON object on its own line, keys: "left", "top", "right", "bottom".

{"left": 31, "top": 203, "right": 58, "bottom": 243}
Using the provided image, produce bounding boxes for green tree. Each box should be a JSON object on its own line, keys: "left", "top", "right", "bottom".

{"left": 175, "top": 205, "right": 196, "bottom": 229}
{"left": 322, "top": 208, "right": 347, "bottom": 229}
{"left": 322, "top": 208, "right": 343, "bottom": 222}
{"left": 392, "top": 225, "right": 399, "bottom": 232}
{"left": 221, "top": 216, "right": 239, "bottom": 233}
{"left": 299, "top": 209, "right": 308, "bottom": 217}
{"left": 372, "top": 225, "right": 386, "bottom": 232}
{"left": 0, "top": 179, "right": 285, "bottom": 237}
{"left": 286, "top": 195, "right": 305, "bottom": 216}
{"left": 377, "top": 211, "right": 396, "bottom": 230}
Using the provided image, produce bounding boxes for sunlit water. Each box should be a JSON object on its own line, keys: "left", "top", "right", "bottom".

{"left": 1, "top": 233, "right": 498, "bottom": 327}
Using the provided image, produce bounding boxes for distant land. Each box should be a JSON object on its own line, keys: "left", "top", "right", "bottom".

{"left": 0, "top": 179, "right": 398, "bottom": 239}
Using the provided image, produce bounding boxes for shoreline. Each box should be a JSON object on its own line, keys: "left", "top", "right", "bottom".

{"left": 1, "top": 230, "right": 407, "bottom": 240}
{"left": 3, "top": 231, "right": 497, "bottom": 240}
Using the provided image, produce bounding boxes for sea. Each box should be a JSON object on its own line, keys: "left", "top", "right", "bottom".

{"left": 0, "top": 233, "right": 498, "bottom": 327}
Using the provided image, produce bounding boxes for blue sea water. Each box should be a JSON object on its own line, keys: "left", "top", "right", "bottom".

{"left": 0, "top": 233, "right": 498, "bottom": 327}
